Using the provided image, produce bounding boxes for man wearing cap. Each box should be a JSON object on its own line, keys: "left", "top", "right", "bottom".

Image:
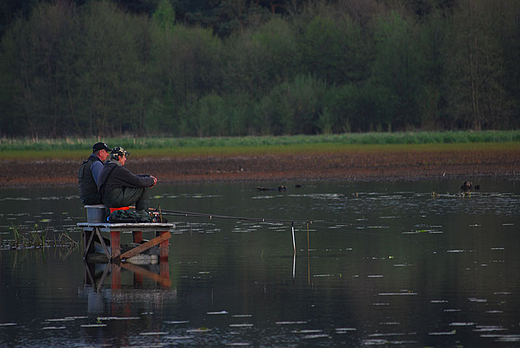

{"left": 97, "top": 147, "right": 157, "bottom": 219}
{"left": 78, "top": 142, "right": 111, "bottom": 205}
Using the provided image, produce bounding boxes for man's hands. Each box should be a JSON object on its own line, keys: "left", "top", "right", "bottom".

{"left": 150, "top": 175, "right": 157, "bottom": 188}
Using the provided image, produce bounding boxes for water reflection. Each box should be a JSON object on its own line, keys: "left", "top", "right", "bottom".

{"left": 1, "top": 179, "right": 520, "bottom": 347}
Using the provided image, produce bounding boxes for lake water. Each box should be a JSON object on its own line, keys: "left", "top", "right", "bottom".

{"left": 1, "top": 179, "right": 519, "bottom": 347}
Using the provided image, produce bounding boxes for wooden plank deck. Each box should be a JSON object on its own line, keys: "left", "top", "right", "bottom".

{"left": 78, "top": 222, "right": 175, "bottom": 262}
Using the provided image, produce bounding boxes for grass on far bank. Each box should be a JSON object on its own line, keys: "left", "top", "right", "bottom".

{"left": 1, "top": 131, "right": 520, "bottom": 160}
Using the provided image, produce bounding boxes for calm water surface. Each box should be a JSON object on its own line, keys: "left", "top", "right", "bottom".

{"left": 1, "top": 179, "right": 519, "bottom": 347}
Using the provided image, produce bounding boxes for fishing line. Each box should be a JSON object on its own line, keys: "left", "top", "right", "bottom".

{"left": 152, "top": 207, "right": 370, "bottom": 229}
{"left": 150, "top": 208, "right": 405, "bottom": 240}
{"left": 151, "top": 207, "right": 401, "bottom": 243}
{"left": 151, "top": 208, "right": 312, "bottom": 226}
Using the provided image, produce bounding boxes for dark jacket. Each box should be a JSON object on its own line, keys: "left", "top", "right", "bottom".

{"left": 78, "top": 154, "right": 103, "bottom": 201}
{"left": 97, "top": 161, "right": 154, "bottom": 196}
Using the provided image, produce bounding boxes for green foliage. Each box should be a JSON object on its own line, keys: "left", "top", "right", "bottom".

{"left": 371, "top": 11, "right": 424, "bottom": 130}
{"left": 252, "top": 18, "right": 299, "bottom": 85}
{"left": 151, "top": 24, "right": 223, "bottom": 110}
{"left": 444, "top": 0, "right": 513, "bottom": 130}
{"left": 0, "top": 0, "right": 519, "bottom": 138}
{"left": 300, "top": 13, "right": 365, "bottom": 85}
{"left": 152, "top": 0, "right": 175, "bottom": 30}
{"left": 223, "top": 30, "right": 271, "bottom": 97}
{"left": 254, "top": 75, "right": 326, "bottom": 135}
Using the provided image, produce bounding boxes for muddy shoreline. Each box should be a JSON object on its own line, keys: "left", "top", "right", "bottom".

{"left": 1, "top": 150, "right": 519, "bottom": 188}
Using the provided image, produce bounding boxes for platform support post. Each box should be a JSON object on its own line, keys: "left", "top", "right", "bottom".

{"left": 158, "top": 231, "right": 169, "bottom": 260}
{"left": 111, "top": 230, "right": 121, "bottom": 260}
{"left": 111, "top": 264, "right": 121, "bottom": 290}
{"left": 133, "top": 231, "right": 143, "bottom": 243}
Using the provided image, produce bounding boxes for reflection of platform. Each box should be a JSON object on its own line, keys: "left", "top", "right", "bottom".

{"left": 78, "top": 222, "right": 175, "bottom": 262}
{"left": 84, "top": 261, "right": 172, "bottom": 291}
{"left": 81, "top": 261, "right": 176, "bottom": 314}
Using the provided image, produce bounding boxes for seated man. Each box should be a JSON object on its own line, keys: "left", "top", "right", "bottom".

{"left": 78, "top": 142, "right": 111, "bottom": 205}
{"left": 97, "top": 147, "right": 157, "bottom": 219}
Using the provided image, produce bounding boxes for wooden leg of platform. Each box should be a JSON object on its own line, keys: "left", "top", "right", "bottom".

{"left": 83, "top": 230, "right": 96, "bottom": 259}
{"left": 134, "top": 272, "right": 143, "bottom": 285}
{"left": 160, "top": 260, "right": 170, "bottom": 288}
{"left": 111, "top": 264, "right": 121, "bottom": 290}
{"left": 83, "top": 230, "right": 90, "bottom": 254}
{"left": 158, "top": 230, "right": 169, "bottom": 260}
{"left": 133, "top": 231, "right": 143, "bottom": 243}
{"left": 132, "top": 232, "right": 144, "bottom": 283}
{"left": 111, "top": 230, "right": 121, "bottom": 260}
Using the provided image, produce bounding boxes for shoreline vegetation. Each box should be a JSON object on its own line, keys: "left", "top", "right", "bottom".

{"left": 1, "top": 131, "right": 520, "bottom": 159}
{"left": 1, "top": 132, "right": 519, "bottom": 188}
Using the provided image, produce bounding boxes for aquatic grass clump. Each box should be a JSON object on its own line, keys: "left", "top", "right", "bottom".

{"left": 3, "top": 223, "right": 78, "bottom": 250}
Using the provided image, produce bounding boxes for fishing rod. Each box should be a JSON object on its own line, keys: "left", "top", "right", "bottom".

{"left": 149, "top": 207, "right": 359, "bottom": 231}
{"left": 150, "top": 207, "right": 312, "bottom": 226}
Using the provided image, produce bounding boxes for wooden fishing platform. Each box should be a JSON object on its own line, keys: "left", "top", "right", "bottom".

{"left": 78, "top": 222, "right": 175, "bottom": 263}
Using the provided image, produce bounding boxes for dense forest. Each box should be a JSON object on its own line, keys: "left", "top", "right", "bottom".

{"left": 1, "top": 0, "right": 519, "bottom": 138}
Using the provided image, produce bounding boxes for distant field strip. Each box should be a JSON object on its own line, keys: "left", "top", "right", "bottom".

{"left": 1, "top": 131, "right": 519, "bottom": 160}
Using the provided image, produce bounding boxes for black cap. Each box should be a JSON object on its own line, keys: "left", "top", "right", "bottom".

{"left": 92, "top": 142, "right": 111, "bottom": 152}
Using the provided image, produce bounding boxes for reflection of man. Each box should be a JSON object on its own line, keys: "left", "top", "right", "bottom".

{"left": 97, "top": 147, "right": 157, "bottom": 219}
{"left": 78, "top": 142, "right": 111, "bottom": 205}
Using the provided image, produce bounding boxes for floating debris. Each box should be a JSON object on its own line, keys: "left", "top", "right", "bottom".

{"left": 468, "top": 297, "right": 488, "bottom": 303}
{"left": 276, "top": 321, "right": 307, "bottom": 325}
{"left": 292, "top": 329, "right": 323, "bottom": 334}
{"left": 302, "top": 334, "right": 330, "bottom": 340}
{"left": 46, "top": 318, "right": 75, "bottom": 322}
{"left": 446, "top": 250, "right": 465, "bottom": 253}
{"left": 450, "top": 322, "right": 475, "bottom": 326}
{"left": 42, "top": 326, "right": 66, "bottom": 330}
{"left": 187, "top": 328, "right": 211, "bottom": 333}
{"left": 335, "top": 328, "right": 356, "bottom": 333}
{"left": 165, "top": 336, "right": 193, "bottom": 340}
{"left": 207, "top": 311, "right": 228, "bottom": 315}
{"left": 474, "top": 326, "right": 506, "bottom": 332}
{"left": 164, "top": 320, "right": 189, "bottom": 324}
{"left": 80, "top": 324, "right": 107, "bottom": 328}
{"left": 96, "top": 316, "right": 140, "bottom": 321}
{"left": 369, "top": 333, "right": 407, "bottom": 338}
{"left": 496, "top": 335, "right": 520, "bottom": 342}
{"left": 428, "top": 330, "right": 456, "bottom": 336}
{"left": 232, "top": 315, "right": 252, "bottom": 318}
{"left": 362, "top": 339, "right": 388, "bottom": 345}
{"left": 229, "top": 324, "right": 253, "bottom": 328}
{"left": 139, "top": 332, "right": 169, "bottom": 336}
